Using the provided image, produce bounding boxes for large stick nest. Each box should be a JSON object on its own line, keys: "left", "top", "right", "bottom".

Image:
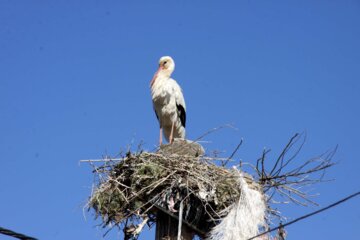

{"left": 88, "top": 145, "right": 261, "bottom": 235}
{"left": 86, "top": 134, "right": 336, "bottom": 238}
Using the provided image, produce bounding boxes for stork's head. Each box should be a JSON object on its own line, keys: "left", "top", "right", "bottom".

{"left": 158, "top": 56, "right": 175, "bottom": 76}
{"left": 150, "top": 56, "right": 175, "bottom": 87}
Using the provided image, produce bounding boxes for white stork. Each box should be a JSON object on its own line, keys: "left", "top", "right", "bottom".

{"left": 150, "top": 56, "right": 186, "bottom": 145}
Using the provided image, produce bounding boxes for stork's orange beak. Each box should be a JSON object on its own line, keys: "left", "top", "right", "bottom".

{"left": 150, "top": 66, "right": 162, "bottom": 87}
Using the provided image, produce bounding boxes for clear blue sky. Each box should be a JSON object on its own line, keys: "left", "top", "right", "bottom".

{"left": 1, "top": 1, "right": 359, "bottom": 239}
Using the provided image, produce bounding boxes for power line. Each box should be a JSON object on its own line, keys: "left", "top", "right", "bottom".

{"left": 0, "top": 227, "right": 38, "bottom": 240}
{"left": 248, "top": 191, "right": 360, "bottom": 240}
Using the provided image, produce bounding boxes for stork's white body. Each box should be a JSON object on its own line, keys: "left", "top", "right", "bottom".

{"left": 151, "top": 77, "right": 186, "bottom": 141}
{"left": 150, "top": 56, "right": 186, "bottom": 144}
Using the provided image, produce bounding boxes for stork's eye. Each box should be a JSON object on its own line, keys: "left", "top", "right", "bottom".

{"left": 164, "top": 61, "right": 167, "bottom": 65}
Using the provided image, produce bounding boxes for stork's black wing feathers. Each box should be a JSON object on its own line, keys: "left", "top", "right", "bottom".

{"left": 176, "top": 103, "right": 186, "bottom": 128}
{"left": 153, "top": 107, "right": 161, "bottom": 126}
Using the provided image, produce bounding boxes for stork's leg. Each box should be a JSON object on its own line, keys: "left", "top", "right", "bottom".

{"left": 159, "top": 127, "right": 163, "bottom": 146}
{"left": 169, "top": 121, "right": 175, "bottom": 144}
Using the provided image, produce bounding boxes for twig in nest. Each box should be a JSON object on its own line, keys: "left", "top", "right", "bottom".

{"left": 125, "top": 216, "right": 149, "bottom": 237}
{"left": 222, "top": 138, "right": 243, "bottom": 167}
{"left": 192, "top": 124, "right": 237, "bottom": 143}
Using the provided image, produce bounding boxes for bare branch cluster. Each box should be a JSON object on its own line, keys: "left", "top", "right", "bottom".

{"left": 254, "top": 133, "right": 336, "bottom": 213}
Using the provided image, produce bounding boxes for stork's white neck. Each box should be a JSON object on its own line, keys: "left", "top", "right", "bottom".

{"left": 158, "top": 68, "right": 173, "bottom": 79}
{"left": 151, "top": 68, "right": 172, "bottom": 88}
{"left": 150, "top": 59, "right": 175, "bottom": 89}
{"left": 151, "top": 74, "right": 168, "bottom": 90}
